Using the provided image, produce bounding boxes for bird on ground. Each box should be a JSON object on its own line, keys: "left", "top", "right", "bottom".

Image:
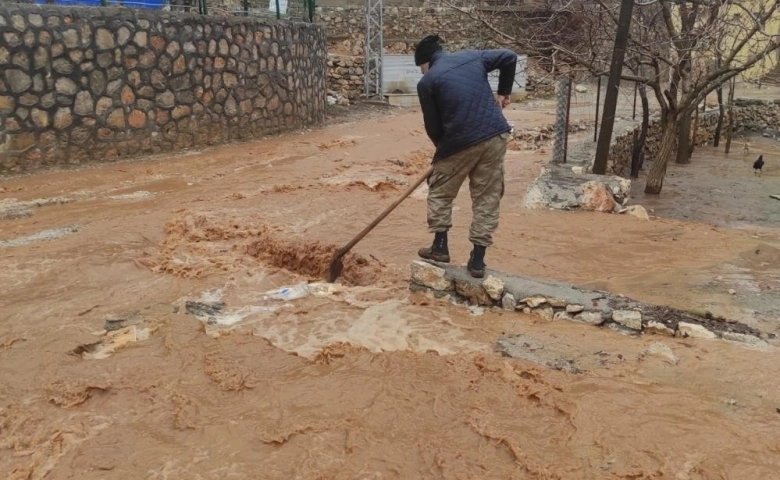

{"left": 753, "top": 154, "right": 764, "bottom": 176}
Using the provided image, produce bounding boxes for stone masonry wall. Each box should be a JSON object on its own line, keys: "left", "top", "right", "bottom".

{"left": 0, "top": 4, "right": 327, "bottom": 174}
{"left": 607, "top": 100, "right": 780, "bottom": 175}
{"left": 317, "top": 5, "right": 504, "bottom": 99}
{"left": 179, "top": 2, "right": 529, "bottom": 102}
{"left": 327, "top": 55, "right": 365, "bottom": 101}
{"left": 320, "top": 5, "right": 496, "bottom": 55}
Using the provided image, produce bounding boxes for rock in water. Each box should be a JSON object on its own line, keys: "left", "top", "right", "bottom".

{"left": 574, "top": 311, "right": 604, "bottom": 325}
{"left": 580, "top": 181, "right": 618, "bottom": 213}
{"left": 534, "top": 306, "right": 554, "bottom": 321}
{"left": 645, "top": 320, "right": 675, "bottom": 336}
{"left": 566, "top": 304, "right": 585, "bottom": 314}
{"left": 612, "top": 310, "right": 642, "bottom": 330}
{"left": 482, "top": 275, "right": 505, "bottom": 301}
{"left": 720, "top": 331, "right": 767, "bottom": 347}
{"left": 524, "top": 166, "right": 630, "bottom": 213}
{"left": 410, "top": 260, "right": 453, "bottom": 291}
{"left": 621, "top": 205, "right": 650, "bottom": 220}
{"left": 455, "top": 280, "right": 493, "bottom": 306}
{"left": 521, "top": 296, "right": 547, "bottom": 308}
{"left": 185, "top": 301, "right": 226, "bottom": 318}
{"left": 501, "top": 292, "right": 517, "bottom": 311}
{"left": 641, "top": 342, "right": 679, "bottom": 365}
{"left": 678, "top": 322, "right": 717, "bottom": 339}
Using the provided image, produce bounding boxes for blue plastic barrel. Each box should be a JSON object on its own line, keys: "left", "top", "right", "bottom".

{"left": 32, "top": 0, "right": 165, "bottom": 8}
{"left": 33, "top": 0, "right": 104, "bottom": 6}
{"left": 108, "top": 0, "right": 166, "bottom": 9}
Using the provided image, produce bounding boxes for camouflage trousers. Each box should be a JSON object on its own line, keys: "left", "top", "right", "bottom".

{"left": 427, "top": 132, "right": 509, "bottom": 247}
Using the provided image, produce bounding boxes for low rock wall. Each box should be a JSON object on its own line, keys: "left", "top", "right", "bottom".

{"left": 410, "top": 260, "right": 770, "bottom": 346}
{"left": 607, "top": 99, "right": 780, "bottom": 175}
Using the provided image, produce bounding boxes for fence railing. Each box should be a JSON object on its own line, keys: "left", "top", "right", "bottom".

{"left": 9, "top": 0, "right": 316, "bottom": 22}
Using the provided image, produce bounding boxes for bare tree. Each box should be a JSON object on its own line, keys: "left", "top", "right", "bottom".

{"left": 630, "top": 65, "right": 650, "bottom": 178}
{"left": 445, "top": 0, "right": 780, "bottom": 194}
{"left": 712, "top": 53, "right": 726, "bottom": 146}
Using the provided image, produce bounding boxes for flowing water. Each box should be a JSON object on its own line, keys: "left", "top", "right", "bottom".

{"left": 1, "top": 104, "right": 779, "bottom": 479}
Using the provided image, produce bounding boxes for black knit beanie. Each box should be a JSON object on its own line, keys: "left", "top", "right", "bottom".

{"left": 415, "top": 34, "right": 442, "bottom": 66}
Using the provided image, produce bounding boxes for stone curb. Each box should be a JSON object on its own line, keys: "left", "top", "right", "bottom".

{"left": 409, "top": 260, "right": 771, "bottom": 347}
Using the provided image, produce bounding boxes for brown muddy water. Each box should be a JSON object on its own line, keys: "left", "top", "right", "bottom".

{"left": 1, "top": 104, "right": 780, "bottom": 479}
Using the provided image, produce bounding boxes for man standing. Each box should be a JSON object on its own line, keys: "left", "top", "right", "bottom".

{"left": 414, "top": 34, "right": 517, "bottom": 278}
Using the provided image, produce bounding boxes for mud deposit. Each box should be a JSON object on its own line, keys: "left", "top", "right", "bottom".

{"left": 2, "top": 103, "right": 780, "bottom": 479}
{"left": 137, "top": 213, "right": 380, "bottom": 285}
{"left": 246, "top": 235, "right": 379, "bottom": 286}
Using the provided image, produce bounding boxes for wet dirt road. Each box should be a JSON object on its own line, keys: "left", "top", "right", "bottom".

{"left": 2, "top": 104, "right": 780, "bottom": 479}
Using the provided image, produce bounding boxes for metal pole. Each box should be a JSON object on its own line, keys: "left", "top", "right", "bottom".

{"left": 275, "top": 0, "right": 281, "bottom": 19}
{"left": 592, "top": 0, "right": 635, "bottom": 174}
{"left": 364, "top": 0, "right": 384, "bottom": 99}
{"left": 593, "top": 6, "right": 604, "bottom": 144}
{"left": 364, "top": 0, "right": 371, "bottom": 97}
{"left": 378, "top": 4, "right": 383, "bottom": 98}
{"left": 563, "top": 77, "right": 573, "bottom": 163}
{"left": 308, "top": 0, "right": 316, "bottom": 22}
{"left": 632, "top": 81, "right": 637, "bottom": 120}
{"left": 552, "top": 77, "right": 569, "bottom": 163}
{"left": 594, "top": 75, "right": 601, "bottom": 143}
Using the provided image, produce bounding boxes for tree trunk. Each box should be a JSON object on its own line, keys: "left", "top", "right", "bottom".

{"left": 637, "top": 82, "right": 649, "bottom": 172}
{"left": 630, "top": 83, "right": 650, "bottom": 178}
{"left": 713, "top": 85, "right": 725, "bottom": 147}
{"left": 645, "top": 115, "right": 677, "bottom": 194}
{"left": 676, "top": 112, "right": 692, "bottom": 164}
{"left": 630, "top": 130, "right": 641, "bottom": 178}
{"left": 725, "top": 78, "right": 736, "bottom": 154}
{"left": 689, "top": 106, "right": 699, "bottom": 157}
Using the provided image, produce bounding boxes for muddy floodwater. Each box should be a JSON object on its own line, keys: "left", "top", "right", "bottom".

{"left": 1, "top": 102, "right": 780, "bottom": 479}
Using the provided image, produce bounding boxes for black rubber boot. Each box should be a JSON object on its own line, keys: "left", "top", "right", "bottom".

{"left": 418, "top": 231, "right": 450, "bottom": 263}
{"left": 467, "top": 245, "right": 486, "bottom": 278}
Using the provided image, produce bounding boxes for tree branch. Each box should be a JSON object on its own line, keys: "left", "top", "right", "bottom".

{"left": 722, "top": 2, "right": 779, "bottom": 67}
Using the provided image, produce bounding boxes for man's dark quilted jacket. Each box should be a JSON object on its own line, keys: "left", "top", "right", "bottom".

{"left": 417, "top": 49, "right": 517, "bottom": 162}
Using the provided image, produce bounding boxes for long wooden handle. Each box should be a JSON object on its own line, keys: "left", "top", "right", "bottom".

{"left": 337, "top": 166, "right": 434, "bottom": 256}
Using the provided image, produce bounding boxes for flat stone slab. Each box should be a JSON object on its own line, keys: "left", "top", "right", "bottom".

{"left": 409, "top": 260, "right": 769, "bottom": 347}
{"left": 442, "top": 262, "right": 611, "bottom": 312}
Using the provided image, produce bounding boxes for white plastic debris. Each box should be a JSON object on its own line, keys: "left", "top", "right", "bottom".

{"left": 263, "top": 282, "right": 310, "bottom": 301}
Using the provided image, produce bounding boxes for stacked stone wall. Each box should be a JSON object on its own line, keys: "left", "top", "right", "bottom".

{"left": 607, "top": 99, "right": 780, "bottom": 175}
{"left": 206, "top": 2, "right": 537, "bottom": 101}
{"left": 316, "top": 5, "right": 506, "bottom": 99}
{"left": 0, "top": 4, "right": 327, "bottom": 174}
